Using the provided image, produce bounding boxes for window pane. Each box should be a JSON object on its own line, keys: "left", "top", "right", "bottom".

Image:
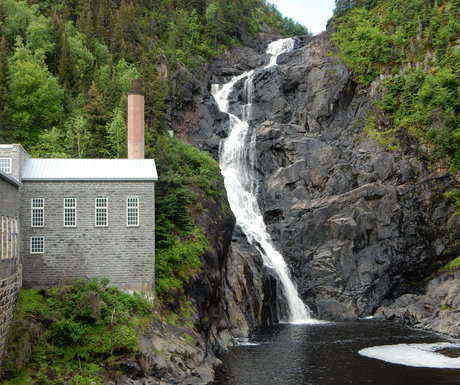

{"left": 127, "top": 197, "right": 139, "bottom": 226}
{"left": 64, "top": 198, "right": 76, "bottom": 227}
{"left": 30, "top": 236, "right": 44, "bottom": 254}
{"left": 31, "top": 198, "right": 44, "bottom": 227}
{"left": 0, "top": 158, "right": 11, "bottom": 174}
{"left": 95, "top": 197, "right": 108, "bottom": 226}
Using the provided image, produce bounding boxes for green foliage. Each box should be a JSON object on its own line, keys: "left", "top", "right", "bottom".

{"left": 332, "top": 8, "right": 392, "bottom": 84}
{"left": 333, "top": 0, "right": 460, "bottom": 170}
{"left": 2, "top": 279, "right": 153, "bottom": 384}
{"left": 0, "top": 0, "right": 309, "bottom": 155}
{"left": 440, "top": 256, "right": 460, "bottom": 271}
{"left": 333, "top": 0, "right": 459, "bottom": 85}
{"left": 149, "top": 135, "right": 226, "bottom": 298}
{"left": 6, "top": 41, "right": 64, "bottom": 147}
{"left": 156, "top": 234, "right": 207, "bottom": 294}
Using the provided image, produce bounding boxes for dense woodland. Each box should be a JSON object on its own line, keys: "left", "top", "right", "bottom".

{"left": 0, "top": 0, "right": 306, "bottom": 157}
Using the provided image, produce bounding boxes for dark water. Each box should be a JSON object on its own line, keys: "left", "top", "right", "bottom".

{"left": 213, "top": 321, "right": 460, "bottom": 385}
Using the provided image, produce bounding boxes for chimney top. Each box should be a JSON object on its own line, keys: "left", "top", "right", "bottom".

{"left": 129, "top": 78, "right": 143, "bottom": 95}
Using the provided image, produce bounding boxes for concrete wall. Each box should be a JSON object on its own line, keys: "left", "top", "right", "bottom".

{"left": 0, "top": 175, "right": 21, "bottom": 368}
{"left": 21, "top": 181, "right": 155, "bottom": 293}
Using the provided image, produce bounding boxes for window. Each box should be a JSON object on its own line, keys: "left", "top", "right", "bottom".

{"left": 127, "top": 197, "right": 139, "bottom": 227}
{"left": 12, "top": 218, "right": 18, "bottom": 258}
{"left": 95, "top": 197, "right": 108, "bottom": 227}
{"left": 31, "top": 198, "right": 44, "bottom": 227}
{"left": 1, "top": 217, "right": 19, "bottom": 259}
{"left": 1, "top": 217, "right": 6, "bottom": 259}
{"left": 30, "top": 236, "right": 44, "bottom": 254}
{"left": 0, "top": 158, "right": 11, "bottom": 174}
{"left": 64, "top": 198, "right": 77, "bottom": 227}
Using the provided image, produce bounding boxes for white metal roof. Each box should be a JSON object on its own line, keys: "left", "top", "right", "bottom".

{"left": 21, "top": 158, "right": 158, "bottom": 181}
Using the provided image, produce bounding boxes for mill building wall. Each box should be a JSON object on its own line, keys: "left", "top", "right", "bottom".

{"left": 0, "top": 173, "right": 21, "bottom": 367}
{"left": 20, "top": 181, "right": 155, "bottom": 293}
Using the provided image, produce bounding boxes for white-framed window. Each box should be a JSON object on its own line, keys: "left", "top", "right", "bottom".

{"left": 95, "top": 197, "right": 108, "bottom": 227}
{"left": 30, "top": 236, "right": 44, "bottom": 254}
{"left": 31, "top": 198, "right": 44, "bottom": 227}
{"left": 63, "top": 198, "right": 77, "bottom": 227}
{"left": 127, "top": 196, "right": 139, "bottom": 227}
{"left": 1, "top": 217, "right": 19, "bottom": 259}
{"left": 0, "top": 158, "right": 12, "bottom": 174}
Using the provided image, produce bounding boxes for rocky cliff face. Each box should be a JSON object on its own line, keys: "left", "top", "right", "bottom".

{"left": 179, "top": 32, "right": 458, "bottom": 339}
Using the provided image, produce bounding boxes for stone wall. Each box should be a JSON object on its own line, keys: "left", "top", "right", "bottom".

{"left": 0, "top": 259, "right": 21, "bottom": 367}
{"left": 21, "top": 181, "right": 155, "bottom": 293}
{"left": 0, "top": 174, "right": 21, "bottom": 367}
{"left": 0, "top": 174, "right": 20, "bottom": 218}
{"left": 0, "top": 144, "right": 29, "bottom": 182}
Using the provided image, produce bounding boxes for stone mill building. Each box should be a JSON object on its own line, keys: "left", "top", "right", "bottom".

{"left": 0, "top": 84, "right": 157, "bottom": 363}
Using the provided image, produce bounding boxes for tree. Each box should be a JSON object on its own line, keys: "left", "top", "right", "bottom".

{"left": 64, "top": 105, "right": 92, "bottom": 158}
{"left": 106, "top": 106, "right": 126, "bottom": 158}
{"left": 84, "top": 81, "right": 109, "bottom": 156}
{"left": 7, "top": 40, "right": 64, "bottom": 146}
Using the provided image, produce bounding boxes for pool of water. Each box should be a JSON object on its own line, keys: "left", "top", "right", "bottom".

{"left": 213, "top": 321, "right": 460, "bottom": 385}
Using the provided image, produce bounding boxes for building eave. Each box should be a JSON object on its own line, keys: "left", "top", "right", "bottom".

{"left": 0, "top": 170, "right": 21, "bottom": 187}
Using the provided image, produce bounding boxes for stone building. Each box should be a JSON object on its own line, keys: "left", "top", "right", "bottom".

{"left": 0, "top": 168, "right": 21, "bottom": 366}
{"left": 0, "top": 85, "right": 157, "bottom": 293}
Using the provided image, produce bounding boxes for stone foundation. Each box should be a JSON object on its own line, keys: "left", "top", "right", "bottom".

{"left": 0, "top": 258, "right": 22, "bottom": 367}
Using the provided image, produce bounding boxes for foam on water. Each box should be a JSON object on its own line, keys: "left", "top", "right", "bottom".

{"left": 359, "top": 343, "right": 460, "bottom": 369}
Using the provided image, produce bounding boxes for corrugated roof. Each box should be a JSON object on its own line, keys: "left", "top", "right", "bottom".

{"left": 21, "top": 158, "right": 158, "bottom": 181}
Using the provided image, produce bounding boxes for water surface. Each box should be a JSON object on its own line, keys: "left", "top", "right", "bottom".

{"left": 213, "top": 321, "right": 460, "bottom": 385}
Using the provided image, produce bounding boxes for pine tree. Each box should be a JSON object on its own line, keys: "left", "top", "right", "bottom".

{"left": 56, "top": 18, "right": 72, "bottom": 90}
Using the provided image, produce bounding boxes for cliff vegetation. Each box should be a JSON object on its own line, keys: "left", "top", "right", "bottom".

{"left": 333, "top": 0, "right": 459, "bottom": 171}
{"left": 2, "top": 279, "right": 211, "bottom": 385}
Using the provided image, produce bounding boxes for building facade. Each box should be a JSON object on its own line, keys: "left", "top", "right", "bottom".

{"left": 0, "top": 83, "right": 157, "bottom": 293}
{"left": 0, "top": 170, "right": 21, "bottom": 366}
{"left": 0, "top": 146, "right": 157, "bottom": 293}
{"left": 0, "top": 83, "right": 156, "bottom": 366}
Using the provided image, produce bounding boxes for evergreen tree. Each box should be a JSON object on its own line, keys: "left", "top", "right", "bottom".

{"left": 84, "top": 81, "right": 109, "bottom": 156}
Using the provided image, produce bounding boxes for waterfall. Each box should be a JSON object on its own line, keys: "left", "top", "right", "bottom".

{"left": 212, "top": 38, "right": 316, "bottom": 324}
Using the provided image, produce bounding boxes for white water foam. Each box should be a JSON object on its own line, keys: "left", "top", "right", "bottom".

{"left": 359, "top": 343, "right": 460, "bottom": 369}
{"left": 212, "top": 38, "right": 318, "bottom": 324}
{"left": 265, "top": 38, "right": 296, "bottom": 68}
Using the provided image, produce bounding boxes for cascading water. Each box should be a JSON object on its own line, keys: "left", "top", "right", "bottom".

{"left": 212, "top": 38, "right": 315, "bottom": 323}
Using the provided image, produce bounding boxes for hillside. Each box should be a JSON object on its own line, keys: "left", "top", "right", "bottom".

{"left": 0, "top": 0, "right": 307, "bottom": 156}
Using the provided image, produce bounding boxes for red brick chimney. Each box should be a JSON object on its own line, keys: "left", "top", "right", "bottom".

{"left": 128, "top": 79, "right": 145, "bottom": 159}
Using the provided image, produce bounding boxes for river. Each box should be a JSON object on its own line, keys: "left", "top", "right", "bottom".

{"left": 213, "top": 321, "right": 460, "bottom": 385}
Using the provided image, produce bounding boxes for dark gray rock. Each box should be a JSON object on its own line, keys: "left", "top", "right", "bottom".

{"left": 173, "top": 27, "right": 457, "bottom": 340}
{"left": 376, "top": 271, "right": 460, "bottom": 338}
{"left": 184, "top": 32, "right": 457, "bottom": 329}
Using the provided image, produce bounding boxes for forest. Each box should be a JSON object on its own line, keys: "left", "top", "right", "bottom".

{"left": 0, "top": 0, "right": 306, "bottom": 157}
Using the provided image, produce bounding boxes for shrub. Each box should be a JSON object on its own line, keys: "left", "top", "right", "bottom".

{"left": 2, "top": 279, "right": 153, "bottom": 384}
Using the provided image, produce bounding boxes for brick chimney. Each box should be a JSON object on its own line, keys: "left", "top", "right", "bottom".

{"left": 127, "top": 79, "right": 145, "bottom": 159}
